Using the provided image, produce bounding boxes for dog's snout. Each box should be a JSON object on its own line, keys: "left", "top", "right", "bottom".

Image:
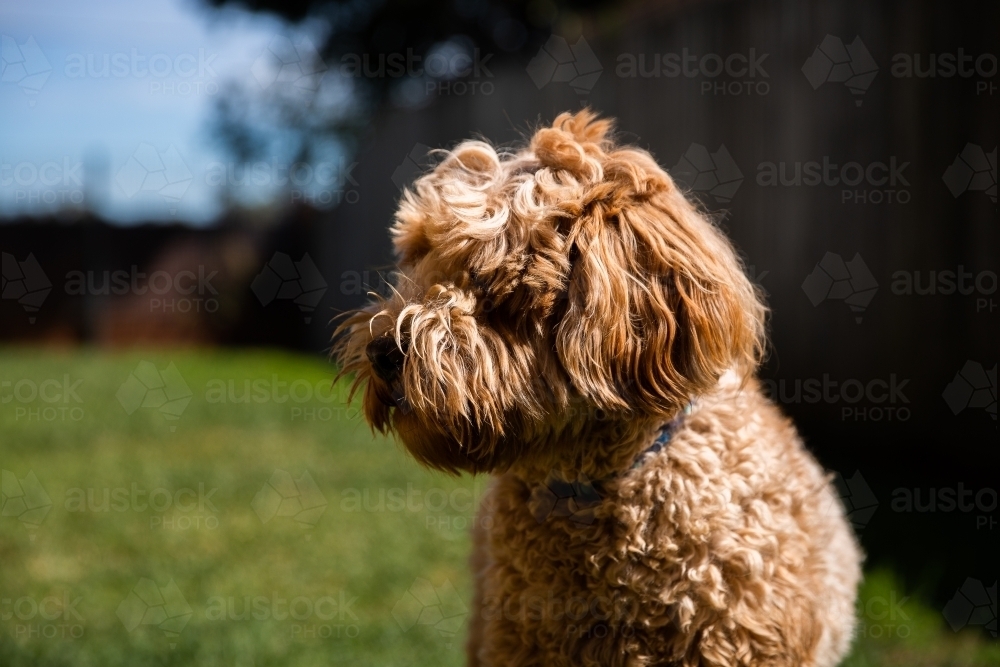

{"left": 366, "top": 336, "right": 406, "bottom": 382}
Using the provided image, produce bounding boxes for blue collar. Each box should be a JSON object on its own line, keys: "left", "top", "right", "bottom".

{"left": 531, "top": 403, "right": 694, "bottom": 525}
{"left": 630, "top": 402, "right": 693, "bottom": 470}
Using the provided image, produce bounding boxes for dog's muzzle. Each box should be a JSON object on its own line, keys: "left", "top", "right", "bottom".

{"left": 366, "top": 335, "right": 406, "bottom": 383}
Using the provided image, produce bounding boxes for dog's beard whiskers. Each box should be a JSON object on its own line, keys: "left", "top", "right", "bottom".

{"left": 343, "top": 300, "right": 544, "bottom": 475}
{"left": 404, "top": 304, "right": 499, "bottom": 419}
{"left": 390, "top": 385, "right": 410, "bottom": 414}
{"left": 340, "top": 279, "right": 540, "bottom": 454}
{"left": 381, "top": 303, "right": 536, "bottom": 471}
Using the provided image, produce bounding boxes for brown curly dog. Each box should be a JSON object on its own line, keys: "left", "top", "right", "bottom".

{"left": 335, "top": 110, "right": 862, "bottom": 666}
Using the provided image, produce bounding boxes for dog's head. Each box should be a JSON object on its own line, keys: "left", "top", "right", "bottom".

{"left": 335, "top": 110, "right": 765, "bottom": 473}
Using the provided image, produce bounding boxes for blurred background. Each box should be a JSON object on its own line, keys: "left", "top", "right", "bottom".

{"left": 1, "top": 0, "right": 996, "bottom": 665}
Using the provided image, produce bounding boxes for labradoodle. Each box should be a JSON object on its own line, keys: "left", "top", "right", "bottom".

{"left": 336, "top": 110, "right": 862, "bottom": 666}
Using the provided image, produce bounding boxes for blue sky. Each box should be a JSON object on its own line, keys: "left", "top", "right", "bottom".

{"left": 1, "top": 0, "right": 324, "bottom": 224}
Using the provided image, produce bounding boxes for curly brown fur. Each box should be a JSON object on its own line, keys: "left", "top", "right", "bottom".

{"left": 334, "top": 110, "right": 862, "bottom": 666}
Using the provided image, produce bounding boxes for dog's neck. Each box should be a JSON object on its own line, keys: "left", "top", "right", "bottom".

{"left": 506, "top": 369, "right": 745, "bottom": 483}
{"left": 506, "top": 409, "right": 684, "bottom": 483}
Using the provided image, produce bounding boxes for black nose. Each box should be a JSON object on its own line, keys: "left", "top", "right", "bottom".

{"left": 366, "top": 336, "right": 405, "bottom": 382}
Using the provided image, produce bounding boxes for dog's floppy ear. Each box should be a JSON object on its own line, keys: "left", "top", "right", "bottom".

{"left": 553, "top": 177, "right": 766, "bottom": 415}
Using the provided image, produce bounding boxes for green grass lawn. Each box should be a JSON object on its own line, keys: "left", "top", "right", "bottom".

{"left": 1, "top": 348, "right": 996, "bottom": 666}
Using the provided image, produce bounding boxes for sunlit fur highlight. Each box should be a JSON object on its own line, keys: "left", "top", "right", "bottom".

{"left": 334, "top": 110, "right": 861, "bottom": 666}
{"left": 336, "top": 109, "right": 766, "bottom": 471}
